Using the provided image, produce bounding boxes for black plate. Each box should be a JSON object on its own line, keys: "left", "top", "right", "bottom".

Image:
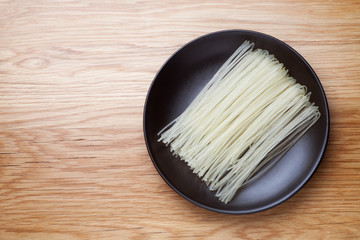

{"left": 143, "top": 30, "right": 329, "bottom": 214}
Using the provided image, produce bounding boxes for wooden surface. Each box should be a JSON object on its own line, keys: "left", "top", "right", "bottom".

{"left": 1, "top": 0, "right": 359, "bottom": 239}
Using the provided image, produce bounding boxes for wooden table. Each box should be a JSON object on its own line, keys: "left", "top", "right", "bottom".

{"left": 1, "top": 1, "right": 359, "bottom": 239}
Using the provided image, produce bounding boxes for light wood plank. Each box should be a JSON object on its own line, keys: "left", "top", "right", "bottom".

{"left": 1, "top": 0, "right": 359, "bottom": 239}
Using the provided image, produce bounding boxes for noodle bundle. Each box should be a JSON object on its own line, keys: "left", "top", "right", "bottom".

{"left": 158, "top": 41, "right": 320, "bottom": 204}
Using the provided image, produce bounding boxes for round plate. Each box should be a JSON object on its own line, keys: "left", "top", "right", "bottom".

{"left": 143, "top": 30, "right": 329, "bottom": 214}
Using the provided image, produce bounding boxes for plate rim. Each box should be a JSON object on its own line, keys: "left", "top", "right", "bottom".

{"left": 143, "top": 29, "right": 330, "bottom": 214}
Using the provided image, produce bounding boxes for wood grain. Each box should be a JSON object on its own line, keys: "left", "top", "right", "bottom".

{"left": 1, "top": 0, "right": 359, "bottom": 239}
